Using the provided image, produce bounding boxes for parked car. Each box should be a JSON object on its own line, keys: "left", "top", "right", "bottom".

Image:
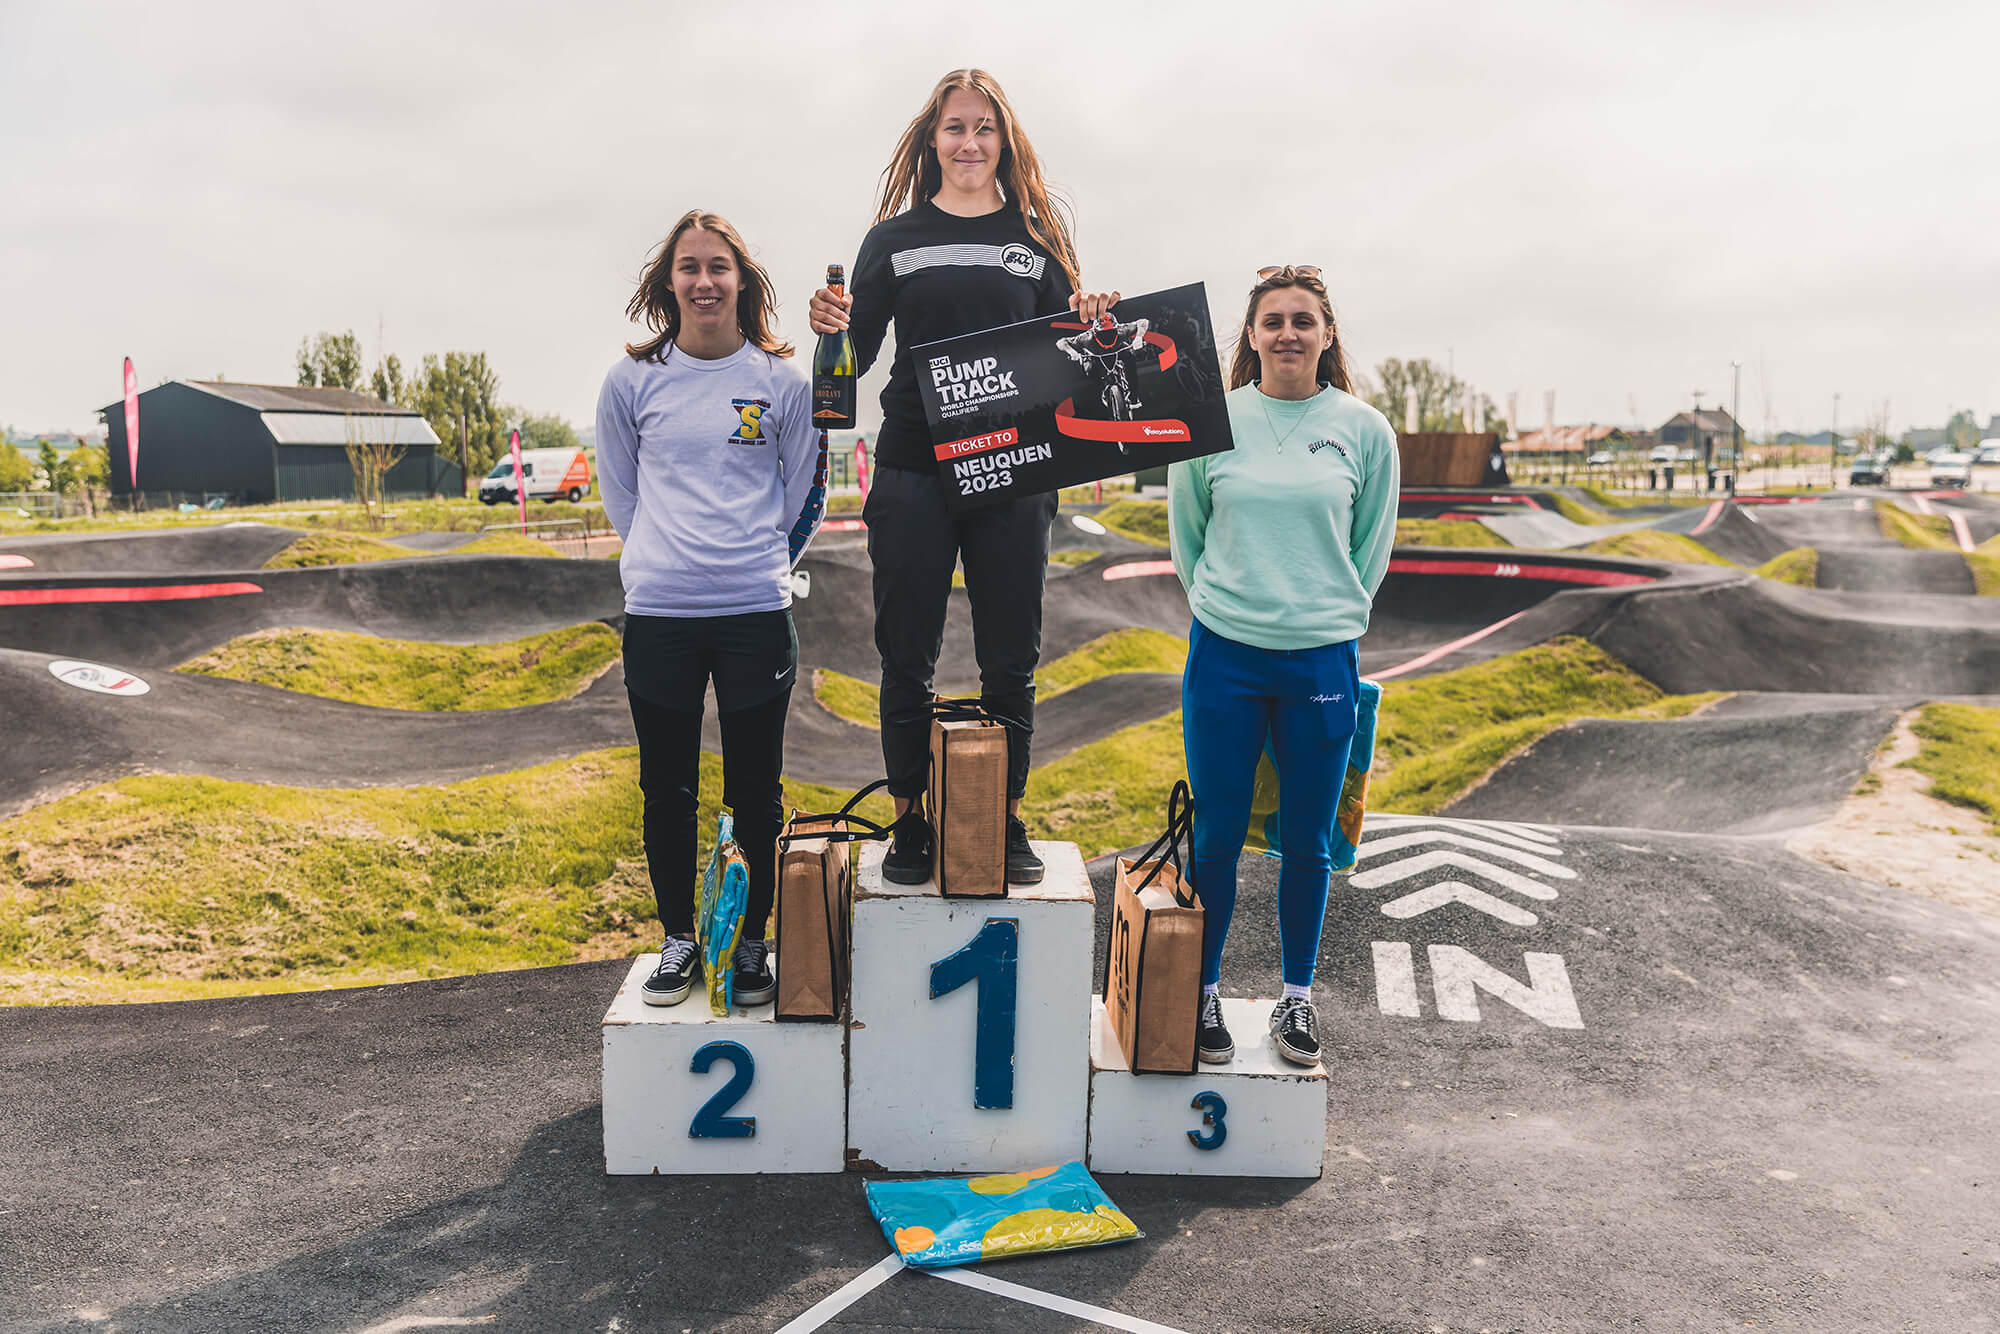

{"left": 1974, "top": 440, "right": 2000, "bottom": 466}
{"left": 1587, "top": 451, "right": 1613, "bottom": 466}
{"left": 1930, "top": 452, "right": 1974, "bottom": 488}
{"left": 1648, "top": 444, "right": 1676, "bottom": 464}
{"left": 478, "top": 448, "right": 593, "bottom": 505}
{"left": 1849, "top": 451, "right": 1892, "bottom": 487}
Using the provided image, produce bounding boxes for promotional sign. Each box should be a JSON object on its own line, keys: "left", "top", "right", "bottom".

{"left": 912, "top": 283, "right": 1232, "bottom": 511}
{"left": 122, "top": 357, "right": 139, "bottom": 489}
{"left": 508, "top": 428, "right": 527, "bottom": 531}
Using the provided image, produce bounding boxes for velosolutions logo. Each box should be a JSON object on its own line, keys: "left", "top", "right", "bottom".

{"left": 49, "top": 659, "right": 151, "bottom": 697}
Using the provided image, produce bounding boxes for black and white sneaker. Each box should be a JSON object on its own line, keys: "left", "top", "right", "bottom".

{"left": 882, "top": 807, "right": 934, "bottom": 885}
{"left": 1004, "top": 814, "right": 1045, "bottom": 885}
{"left": 641, "top": 935, "right": 700, "bottom": 1007}
{"left": 1270, "top": 997, "right": 1322, "bottom": 1066}
{"left": 731, "top": 937, "right": 775, "bottom": 1007}
{"left": 1197, "top": 991, "right": 1234, "bottom": 1065}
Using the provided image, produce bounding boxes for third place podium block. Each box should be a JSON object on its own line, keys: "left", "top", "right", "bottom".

{"left": 848, "top": 840, "right": 1094, "bottom": 1173}
{"left": 1086, "top": 997, "right": 1327, "bottom": 1178}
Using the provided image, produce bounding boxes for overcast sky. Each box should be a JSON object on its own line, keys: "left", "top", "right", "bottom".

{"left": 5, "top": 0, "right": 1996, "bottom": 439}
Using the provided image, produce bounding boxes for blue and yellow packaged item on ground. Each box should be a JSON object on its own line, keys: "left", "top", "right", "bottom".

{"left": 697, "top": 812, "right": 748, "bottom": 1014}
{"left": 864, "top": 1161, "right": 1140, "bottom": 1269}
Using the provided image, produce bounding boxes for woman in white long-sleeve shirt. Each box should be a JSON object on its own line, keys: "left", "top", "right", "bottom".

{"left": 595, "top": 209, "right": 827, "bottom": 1009}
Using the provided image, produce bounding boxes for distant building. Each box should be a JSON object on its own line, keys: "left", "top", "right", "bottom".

{"left": 1658, "top": 408, "right": 1741, "bottom": 460}
{"left": 1503, "top": 424, "right": 1633, "bottom": 454}
{"left": 1902, "top": 427, "right": 1947, "bottom": 449}
{"left": 97, "top": 380, "right": 451, "bottom": 503}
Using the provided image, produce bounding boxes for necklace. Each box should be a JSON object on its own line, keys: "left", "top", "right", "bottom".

{"left": 1258, "top": 386, "right": 1313, "bottom": 453}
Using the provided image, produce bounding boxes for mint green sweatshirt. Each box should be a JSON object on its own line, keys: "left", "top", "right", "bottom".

{"left": 1169, "top": 383, "right": 1401, "bottom": 650}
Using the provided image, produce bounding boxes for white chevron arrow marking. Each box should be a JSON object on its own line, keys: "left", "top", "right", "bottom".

{"left": 1359, "top": 822, "right": 1564, "bottom": 856}
{"left": 1352, "top": 836, "right": 1568, "bottom": 876}
{"left": 1357, "top": 829, "right": 1570, "bottom": 867}
{"left": 1351, "top": 850, "right": 1563, "bottom": 899}
{"left": 1366, "top": 813, "right": 1561, "bottom": 845}
{"left": 1378, "top": 881, "right": 1539, "bottom": 927}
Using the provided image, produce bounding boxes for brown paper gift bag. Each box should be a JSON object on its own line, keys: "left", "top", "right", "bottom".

{"left": 1104, "top": 780, "right": 1204, "bottom": 1073}
{"left": 927, "top": 698, "right": 1008, "bottom": 898}
{"left": 775, "top": 779, "right": 891, "bottom": 1022}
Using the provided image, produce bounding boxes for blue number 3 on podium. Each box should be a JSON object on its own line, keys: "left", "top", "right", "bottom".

{"left": 930, "top": 918, "right": 1020, "bottom": 1110}
{"left": 688, "top": 1040, "right": 756, "bottom": 1139}
{"left": 1188, "top": 1091, "right": 1227, "bottom": 1150}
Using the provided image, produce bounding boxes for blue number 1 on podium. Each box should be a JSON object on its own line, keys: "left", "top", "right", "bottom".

{"left": 930, "top": 917, "right": 1020, "bottom": 1109}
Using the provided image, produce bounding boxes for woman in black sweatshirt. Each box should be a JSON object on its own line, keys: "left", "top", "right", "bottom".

{"left": 809, "top": 68, "right": 1118, "bottom": 886}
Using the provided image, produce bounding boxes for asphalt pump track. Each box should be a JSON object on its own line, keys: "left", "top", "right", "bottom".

{"left": 3, "top": 497, "right": 1998, "bottom": 1331}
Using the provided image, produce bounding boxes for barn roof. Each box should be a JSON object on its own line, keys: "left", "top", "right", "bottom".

{"left": 183, "top": 381, "right": 419, "bottom": 414}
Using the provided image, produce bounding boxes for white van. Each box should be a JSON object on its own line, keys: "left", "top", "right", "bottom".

{"left": 479, "top": 448, "right": 592, "bottom": 504}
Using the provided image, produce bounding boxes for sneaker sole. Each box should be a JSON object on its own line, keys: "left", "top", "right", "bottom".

{"left": 1197, "top": 1042, "right": 1234, "bottom": 1065}
{"left": 1272, "top": 1038, "right": 1321, "bottom": 1067}
{"left": 881, "top": 862, "right": 932, "bottom": 886}
{"left": 732, "top": 979, "right": 776, "bottom": 1006}
{"left": 1005, "top": 863, "right": 1046, "bottom": 885}
{"left": 641, "top": 978, "right": 695, "bottom": 1007}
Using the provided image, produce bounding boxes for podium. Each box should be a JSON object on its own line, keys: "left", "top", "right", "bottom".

{"left": 601, "top": 838, "right": 1327, "bottom": 1177}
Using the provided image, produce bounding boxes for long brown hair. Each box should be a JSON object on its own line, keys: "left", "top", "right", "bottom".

{"left": 1227, "top": 268, "right": 1352, "bottom": 393}
{"left": 624, "top": 210, "right": 793, "bottom": 362}
{"left": 874, "top": 69, "right": 1081, "bottom": 293}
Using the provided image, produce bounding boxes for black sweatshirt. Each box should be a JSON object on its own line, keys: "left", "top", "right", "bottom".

{"left": 849, "top": 200, "right": 1076, "bottom": 474}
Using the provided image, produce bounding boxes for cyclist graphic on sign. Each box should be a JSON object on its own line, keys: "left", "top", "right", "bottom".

{"left": 1058, "top": 313, "right": 1154, "bottom": 443}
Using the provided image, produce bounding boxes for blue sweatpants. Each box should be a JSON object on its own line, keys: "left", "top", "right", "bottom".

{"left": 1183, "top": 617, "right": 1361, "bottom": 989}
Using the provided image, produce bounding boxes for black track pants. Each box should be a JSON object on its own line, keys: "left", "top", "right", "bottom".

{"left": 864, "top": 466, "right": 1058, "bottom": 801}
{"left": 623, "top": 611, "right": 795, "bottom": 941}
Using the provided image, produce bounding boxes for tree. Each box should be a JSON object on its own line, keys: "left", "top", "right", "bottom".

{"left": 411, "top": 351, "right": 506, "bottom": 486}
{"left": 1945, "top": 409, "right": 1981, "bottom": 451}
{"left": 344, "top": 413, "right": 408, "bottom": 532}
{"left": 37, "top": 440, "right": 61, "bottom": 490}
{"left": 1356, "top": 358, "right": 1485, "bottom": 433}
{"left": 0, "top": 444, "right": 33, "bottom": 492}
{"left": 517, "top": 412, "right": 580, "bottom": 453}
{"left": 370, "top": 354, "right": 407, "bottom": 406}
{"left": 297, "top": 331, "right": 364, "bottom": 389}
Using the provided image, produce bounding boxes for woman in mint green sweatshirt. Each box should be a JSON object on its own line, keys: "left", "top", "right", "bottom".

{"left": 1168, "top": 265, "right": 1400, "bottom": 1068}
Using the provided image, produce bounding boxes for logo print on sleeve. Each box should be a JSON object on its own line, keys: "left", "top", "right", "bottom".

{"left": 729, "top": 398, "right": 773, "bottom": 445}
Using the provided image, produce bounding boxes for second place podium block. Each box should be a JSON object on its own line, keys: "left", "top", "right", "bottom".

{"left": 848, "top": 840, "right": 1095, "bottom": 1173}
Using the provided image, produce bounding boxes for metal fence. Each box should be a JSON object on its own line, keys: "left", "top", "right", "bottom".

{"left": 479, "top": 517, "right": 602, "bottom": 559}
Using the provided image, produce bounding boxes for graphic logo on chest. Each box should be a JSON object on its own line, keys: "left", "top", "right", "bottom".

{"left": 729, "top": 398, "right": 772, "bottom": 445}
{"left": 999, "top": 243, "right": 1036, "bottom": 277}
{"left": 1306, "top": 437, "right": 1349, "bottom": 460}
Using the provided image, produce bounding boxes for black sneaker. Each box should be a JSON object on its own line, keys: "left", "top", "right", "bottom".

{"left": 1197, "top": 991, "right": 1234, "bottom": 1065}
{"left": 731, "top": 937, "right": 775, "bottom": 1007}
{"left": 882, "top": 807, "right": 934, "bottom": 885}
{"left": 641, "top": 935, "right": 700, "bottom": 1007}
{"left": 1270, "top": 997, "right": 1322, "bottom": 1066}
{"left": 1004, "top": 814, "right": 1044, "bottom": 885}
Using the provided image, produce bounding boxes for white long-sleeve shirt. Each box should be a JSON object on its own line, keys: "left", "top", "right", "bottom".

{"left": 595, "top": 342, "right": 826, "bottom": 617}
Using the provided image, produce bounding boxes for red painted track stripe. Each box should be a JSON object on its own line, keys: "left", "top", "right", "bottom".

{"left": 1102, "top": 560, "right": 1177, "bottom": 581}
{"left": 1374, "top": 610, "right": 1530, "bottom": 681}
{"left": 1386, "top": 557, "right": 1656, "bottom": 586}
{"left": 0, "top": 581, "right": 264, "bottom": 606}
{"left": 1947, "top": 511, "right": 1974, "bottom": 553}
{"left": 0, "top": 554, "right": 33, "bottom": 569}
{"left": 1691, "top": 501, "right": 1725, "bottom": 534}
{"left": 821, "top": 518, "right": 867, "bottom": 532}
{"left": 1401, "top": 492, "right": 1542, "bottom": 508}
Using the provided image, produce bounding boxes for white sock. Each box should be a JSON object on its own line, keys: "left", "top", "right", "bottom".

{"left": 1201, "top": 983, "right": 1219, "bottom": 999}
{"left": 1282, "top": 983, "right": 1312, "bottom": 1003}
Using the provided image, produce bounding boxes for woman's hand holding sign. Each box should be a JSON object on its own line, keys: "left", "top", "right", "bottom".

{"left": 1069, "top": 290, "right": 1120, "bottom": 323}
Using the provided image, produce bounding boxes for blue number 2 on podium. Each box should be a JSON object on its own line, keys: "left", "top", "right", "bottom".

{"left": 688, "top": 1040, "right": 756, "bottom": 1139}
{"left": 930, "top": 917, "right": 1019, "bottom": 1109}
{"left": 1188, "top": 1091, "right": 1227, "bottom": 1150}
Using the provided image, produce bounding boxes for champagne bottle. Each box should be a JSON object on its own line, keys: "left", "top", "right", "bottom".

{"left": 812, "top": 263, "right": 857, "bottom": 430}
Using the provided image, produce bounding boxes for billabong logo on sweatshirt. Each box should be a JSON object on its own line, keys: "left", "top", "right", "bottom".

{"left": 1306, "top": 437, "right": 1349, "bottom": 460}
{"left": 729, "top": 398, "right": 772, "bottom": 444}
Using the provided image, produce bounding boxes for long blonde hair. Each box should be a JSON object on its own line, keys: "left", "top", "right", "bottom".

{"left": 874, "top": 69, "right": 1081, "bottom": 293}
{"left": 625, "top": 210, "right": 793, "bottom": 362}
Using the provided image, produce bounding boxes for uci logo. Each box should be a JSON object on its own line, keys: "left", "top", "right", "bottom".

{"left": 730, "top": 397, "right": 771, "bottom": 443}
{"left": 999, "top": 243, "right": 1035, "bottom": 277}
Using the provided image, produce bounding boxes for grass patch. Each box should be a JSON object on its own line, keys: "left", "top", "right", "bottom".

{"left": 2, "top": 496, "right": 611, "bottom": 540}
{"left": 1905, "top": 703, "right": 2000, "bottom": 832}
{"left": 1395, "top": 519, "right": 1511, "bottom": 547}
{"left": 1021, "top": 711, "right": 1189, "bottom": 857}
{"left": 0, "top": 752, "right": 892, "bottom": 1005}
{"left": 453, "top": 532, "right": 566, "bottom": 558}
{"left": 1968, "top": 552, "right": 2000, "bottom": 597}
{"left": 1875, "top": 500, "right": 1958, "bottom": 551}
{"left": 1549, "top": 493, "right": 1613, "bottom": 526}
{"left": 1754, "top": 547, "right": 1819, "bottom": 587}
{"left": 1050, "top": 548, "right": 1099, "bottom": 567}
{"left": 1580, "top": 530, "right": 1736, "bottom": 567}
{"left": 1036, "top": 628, "right": 1187, "bottom": 696}
{"left": 1573, "top": 484, "right": 1709, "bottom": 510}
{"left": 1096, "top": 498, "right": 1169, "bottom": 547}
{"left": 263, "top": 531, "right": 417, "bottom": 568}
{"left": 812, "top": 667, "right": 881, "bottom": 727}
{"left": 178, "top": 624, "right": 621, "bottom": 711}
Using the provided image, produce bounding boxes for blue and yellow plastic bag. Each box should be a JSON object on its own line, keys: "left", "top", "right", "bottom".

{"left": 697, "top": 812, "right": 748, "bottom": 1015}
{"left": 864, "top": 1161, "right": 1140, "bottom": 1270}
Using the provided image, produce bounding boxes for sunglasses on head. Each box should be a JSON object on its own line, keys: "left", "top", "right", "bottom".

{"left": 1256, "top": 265, "right": 1322, "bottom": 282}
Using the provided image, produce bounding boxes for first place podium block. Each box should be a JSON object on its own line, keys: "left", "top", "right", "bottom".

{"left": 848, "top": 841, "right": 1094, "bottom": 1173}
{"left": 1086, "top": 997, "right": 1327, "bottom": 1178}
{"left": 602, "top": 955, "right": 846, "bottom": 1175}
